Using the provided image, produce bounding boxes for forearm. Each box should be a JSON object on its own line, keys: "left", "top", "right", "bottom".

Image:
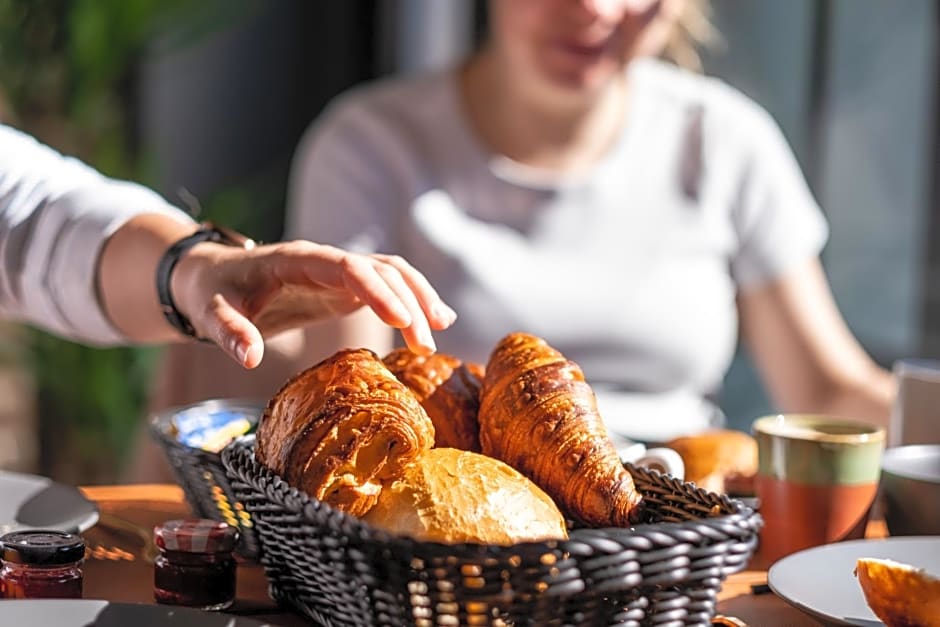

{"left": 740, "top": 259, "right": 897, "bottom": 431}
{"left": 98, "top": 213, "right": 199, "bottom": 343}
{"left": 775, "top": 364, "right": 896, "bottom": 430}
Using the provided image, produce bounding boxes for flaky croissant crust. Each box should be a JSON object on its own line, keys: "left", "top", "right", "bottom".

{"left": 479, "top": 332, "right": 643, "bottom": 527}
{"left": 383, "top": 348, "right": 483, "bottom": 452}
{"left": 255, "top": 348, "right": 435, "bottom": 517}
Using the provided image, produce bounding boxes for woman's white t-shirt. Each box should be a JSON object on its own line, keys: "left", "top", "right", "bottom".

{"left": 286, "top": 58, "right": 828, "bottom": 443}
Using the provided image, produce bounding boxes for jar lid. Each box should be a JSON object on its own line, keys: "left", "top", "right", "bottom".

{"left": 0, "top": 530, "right": 85, "bottom": 566}
{"left": 154, "top": 519, "right": 238, "bottom": 553}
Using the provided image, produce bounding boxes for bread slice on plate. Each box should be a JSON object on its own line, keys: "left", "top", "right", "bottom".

{"left": 855, "top": 557, "right": 940, "bottom": 627}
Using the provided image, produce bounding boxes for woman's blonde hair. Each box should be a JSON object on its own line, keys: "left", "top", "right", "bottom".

{"left": 663, "top": 0, "right": 719, "bottom": 72}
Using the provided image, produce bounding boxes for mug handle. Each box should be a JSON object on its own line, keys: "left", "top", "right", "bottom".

{"left": 620, "top": 444, "right": 685, "bottom": 480}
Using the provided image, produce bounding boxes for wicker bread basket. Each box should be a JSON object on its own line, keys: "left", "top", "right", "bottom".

{"left": 222, "top": 435, "right": 762, "bottom": 626}
{"left": 150, "top": 399, "right": 264, "bottom": 559}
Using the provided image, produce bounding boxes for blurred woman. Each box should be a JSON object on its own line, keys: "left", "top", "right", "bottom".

{"left": 293, "top": 0, "right": 894, "bottom": 442}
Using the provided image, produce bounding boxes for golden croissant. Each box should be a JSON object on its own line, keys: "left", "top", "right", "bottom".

{"left": 255, "top": 348, "right": 435, "bottom": 517}
{"left": 383, "top": 348, "right": 483, "bottom": 452}
{"left": 478, "top": 332, "right": 643, "bottom": 527}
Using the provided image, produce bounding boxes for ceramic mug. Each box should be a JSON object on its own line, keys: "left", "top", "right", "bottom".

{"left": 753, "top": 414, "right": 885, "bottom": 565}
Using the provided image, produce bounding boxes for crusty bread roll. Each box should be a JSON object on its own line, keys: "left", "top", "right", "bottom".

{"left": 664, "top": 429, "right": 757, "bottom": 495}
{"left": 255, "top": 348, "right": 435, "bottom": 517}
{"left": 856, "top": 557, "right": 940, "bottom": 627}
{"left": 382, "top": 348, "right": 483, "bottom": 452}
{"left": 363, "top": 448, "right": 568, "bottom": 545}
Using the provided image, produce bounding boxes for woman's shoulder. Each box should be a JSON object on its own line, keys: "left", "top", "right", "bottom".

{"left": 289, "top": 69, "right": 462, "bottom": 197}
{"left": 631, "top": 58, "right": 773, "bottom": 130}
{"left": 319, "top": 69, "right": 456, "bottom": 134}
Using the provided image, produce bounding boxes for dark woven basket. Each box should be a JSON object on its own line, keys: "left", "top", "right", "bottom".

{"left": 222, "top": 435, "right": 762, "bottom": 626}
{"left": 150, "top": 399, "right": 264, "bottom": 559}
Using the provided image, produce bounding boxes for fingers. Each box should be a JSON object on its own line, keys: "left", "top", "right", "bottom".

{"left": 195, "top": 293, "right": 266, "bottom": 369}
{"left": 351, "top": 258, "right": 438, "bottom": 354}
{"left": 342, "top": 256, "right": 416, "bottom": 329}
{"left": 341, "top": 254, "right": 460, "bottom": 354}
{"left": 373, "top": 254, "right": 457, "bottom": 331}
{"left": 323, "top": 253, "right": 430, "bottom": 353}
{"left": 263, "top": 242, "right": 457, "bottom": 353}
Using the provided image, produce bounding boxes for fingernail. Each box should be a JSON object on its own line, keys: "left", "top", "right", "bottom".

{"left": 419, "top": 328, "right": 437, "bottom": 354}
{"left": 391, "top": 302, "right": 412, "bottom": 326}
{"left": 432, "top": 302, "right": 457, "bottom": 325}
{"left": 245, "top": 342, "right": 263, "bottom": 367}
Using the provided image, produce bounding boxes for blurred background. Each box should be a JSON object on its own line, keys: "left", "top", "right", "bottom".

{"left": 0, "top": 0, "right": 937, "bottom": 484}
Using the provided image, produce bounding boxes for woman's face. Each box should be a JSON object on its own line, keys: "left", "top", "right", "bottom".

{"left": 488, "top": 0, "right": 686, "bottom": 94}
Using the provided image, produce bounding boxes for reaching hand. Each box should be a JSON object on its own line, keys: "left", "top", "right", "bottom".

{"left": 171, "top": 239, "right": 457, "bottom": 368}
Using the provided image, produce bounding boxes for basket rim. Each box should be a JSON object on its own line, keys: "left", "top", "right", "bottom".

{"left": 222, "top": 434, "right": 762, "bottom": 557}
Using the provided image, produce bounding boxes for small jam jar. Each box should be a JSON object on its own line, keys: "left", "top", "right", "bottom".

{"left": 153, "top": 519, "right": 238, "bottom": 610}
{"left": 0, "top": 530, "right": 85, "bottom": 599}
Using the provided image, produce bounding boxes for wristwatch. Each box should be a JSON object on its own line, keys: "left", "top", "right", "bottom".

{"left": 155, "top": 222, "right": 255, "bottom": 340}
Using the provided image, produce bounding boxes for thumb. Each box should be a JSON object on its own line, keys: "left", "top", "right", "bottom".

{"left": 197, "top": 294, "right": 266, "bottom": 369}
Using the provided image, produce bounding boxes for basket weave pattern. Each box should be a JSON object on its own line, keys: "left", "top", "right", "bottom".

{"left": 150, "top": 400, "right": 263, "bottom": 559}
{"left": 222, "top": 436, "right": 762, "bottom": 626}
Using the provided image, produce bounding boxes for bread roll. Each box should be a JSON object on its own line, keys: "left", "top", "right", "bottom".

{"left": 363, "top": 448, "right": 568, "bottom": 545}
{"left": 664, "top": 429, "right": 757, "bottom": 495}
{"left": 255, "top": 348, "right": 435, "bottom": 517}
{"left": 383, "top": 348, "right": 483, "bottom": 452}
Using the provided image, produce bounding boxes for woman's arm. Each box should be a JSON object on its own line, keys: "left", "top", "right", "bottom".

{"left": 0, "top": 124, "right": 196, "bottom": 344}
{"left": 99, "top": 213, "right": 455, "bottom": 368}
{"left": 0, "top": 125, "right": 454, "bottom": 366}
{"left": 738, "top": 256, "right": 895, "bottom": 428}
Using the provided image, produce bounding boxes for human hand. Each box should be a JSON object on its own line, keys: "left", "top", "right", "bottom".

{"left": 170, "top": 239, "right": 457, "bottom": 368}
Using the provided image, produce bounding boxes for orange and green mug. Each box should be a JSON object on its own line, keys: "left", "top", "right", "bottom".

{"left": 752, "top": 414, "right": 885, "bottom": 565}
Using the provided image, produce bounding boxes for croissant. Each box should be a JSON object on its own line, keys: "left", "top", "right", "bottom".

{"left": 478, "top": 332, "right": 643, "bottom": 527}
{"left": 383, "top": 348, "right": 483, "bottom": 452}
{"left": 255, "top": 348, "right": 435, "bottom": 517}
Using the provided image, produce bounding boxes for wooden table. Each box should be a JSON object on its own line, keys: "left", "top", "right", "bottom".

{"left": 79, "top": 484, "right": 885, "bottom": 626}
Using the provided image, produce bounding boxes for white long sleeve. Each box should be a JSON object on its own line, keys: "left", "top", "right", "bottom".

{"left": 0, "top": 123, "right": 194, "bottom": 345}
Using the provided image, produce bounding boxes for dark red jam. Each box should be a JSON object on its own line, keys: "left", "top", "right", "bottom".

{"left": 0, "top": 530, "right": 84, "bottom": 599}
{"left": 153, "top": 519, "right": 238, "bottom": 611}
{"left": 154, "top": 550, "right": 235, "bottom": 609}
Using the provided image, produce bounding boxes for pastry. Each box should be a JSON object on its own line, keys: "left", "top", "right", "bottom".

{"left": 478, "top": 332, "right": 643, "bottom": 527}
{"left": 664, "top": 429, "right": 758, "bottom": 495}
{"left": 383, "top": 348, "right": 483, "bottom": 452}
{"left": 255, "top": 348, "right": 435, "bottom": 517}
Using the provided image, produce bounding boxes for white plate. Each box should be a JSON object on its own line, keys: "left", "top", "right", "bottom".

{"left": 768, "top": 536, "right": 940, "bottom": 626}
{"left": 0, "top": 600, "right": 276, "bottom": 626}
{"left": 0, "top": 470, "right": 99, "bottom": 535}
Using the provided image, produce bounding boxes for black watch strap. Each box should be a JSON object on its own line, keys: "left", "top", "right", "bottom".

{"left": 156, "top": 222, "right": 255, "bottom": 341}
